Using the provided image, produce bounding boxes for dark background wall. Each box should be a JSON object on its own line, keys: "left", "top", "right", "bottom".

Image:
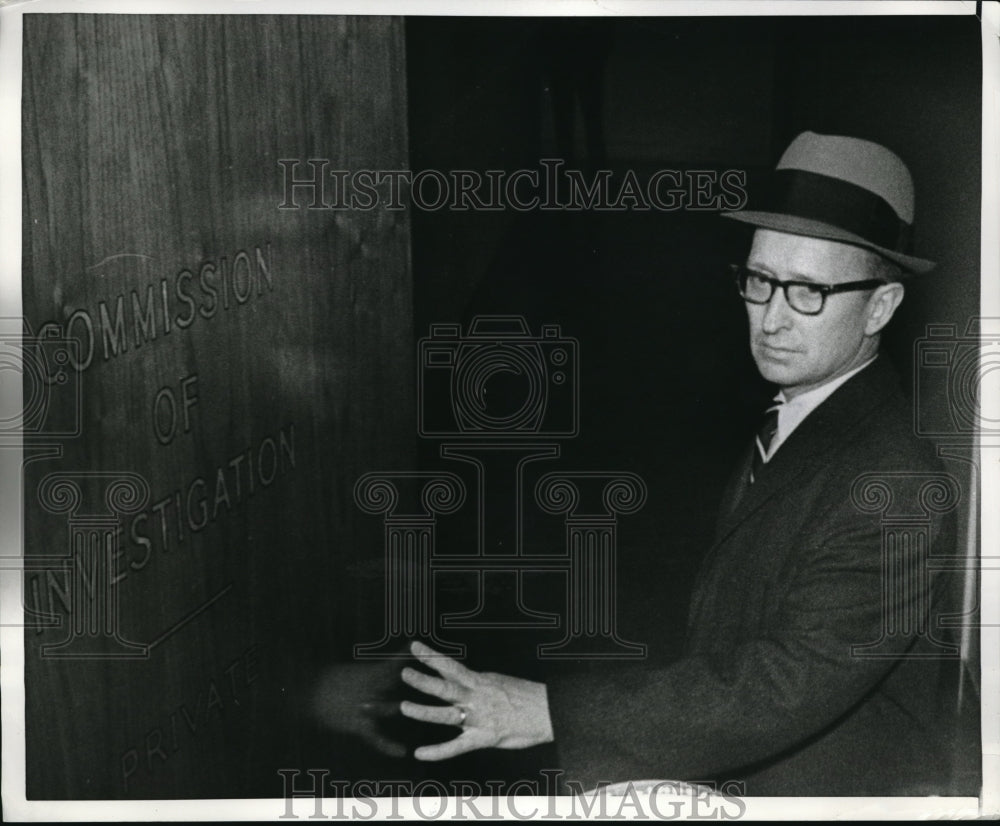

{"left": 404, "top": 13, "right": 981, "bottom": 792}
{"left": 20, "top": 13, "right": 981, "bottom": 800}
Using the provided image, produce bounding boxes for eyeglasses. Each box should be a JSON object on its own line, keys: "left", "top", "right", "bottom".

{"left": 732, "top": 265, "right": 885, "bottom": 316}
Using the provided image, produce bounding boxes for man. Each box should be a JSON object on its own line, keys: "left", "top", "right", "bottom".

{"left": 396, "top": 132, "right": 965, "bottom": 795}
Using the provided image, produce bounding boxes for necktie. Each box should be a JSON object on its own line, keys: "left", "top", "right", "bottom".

{"left": 749, "top": 402, "right": 782, "bottom": 484}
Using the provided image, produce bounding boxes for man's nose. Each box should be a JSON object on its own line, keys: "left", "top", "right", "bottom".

{"left": 760, "top": 287, "right": 794, "bottom": 333}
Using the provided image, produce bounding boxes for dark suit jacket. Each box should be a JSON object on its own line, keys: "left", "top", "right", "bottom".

{"left": 547, "top": 356, "right": 965, "bottom": 795}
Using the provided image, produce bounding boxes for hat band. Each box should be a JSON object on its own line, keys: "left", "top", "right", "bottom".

{"left": 762, "top": 169, "right": 913, "bottom": 254}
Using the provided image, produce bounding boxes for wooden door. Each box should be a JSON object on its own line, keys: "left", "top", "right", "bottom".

{"left": 21, "top": 13, "right": 412, "bottom": 799}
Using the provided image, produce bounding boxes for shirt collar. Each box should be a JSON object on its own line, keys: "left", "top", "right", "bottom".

{"left": 766, "top": 354, "right": 879, "bottom": 459}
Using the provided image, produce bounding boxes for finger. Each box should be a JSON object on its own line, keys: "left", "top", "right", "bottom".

{"left": 413, "top": 729, "right": 489, "bottom": 762}
{"left": 409, "top": 641, "right": 475, "bottom": 686}
{"left": 399, "top": 700, "right": 465, "bottom": 727}
{"left": 400, "top": 666, "right": 462, "bottom": 703}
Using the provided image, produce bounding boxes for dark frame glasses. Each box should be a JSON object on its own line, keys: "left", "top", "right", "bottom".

{"left": 731, "top": 265, "right": 886, "bottom": 316}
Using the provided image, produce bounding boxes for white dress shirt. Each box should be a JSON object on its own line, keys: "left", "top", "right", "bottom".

{"left": 762, "top": 355, "right": 879, "bottom": 462}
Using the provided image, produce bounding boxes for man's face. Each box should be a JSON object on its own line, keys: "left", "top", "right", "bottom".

{"left": 745, "top": 229, "right": 887, "bottom": 398}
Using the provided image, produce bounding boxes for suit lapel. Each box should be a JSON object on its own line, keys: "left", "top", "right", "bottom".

{"left": 717, "top": 442, "right": 754, "bottom": 523}
{"left": 713, "top": 356, "right": 901, "bottom": 547}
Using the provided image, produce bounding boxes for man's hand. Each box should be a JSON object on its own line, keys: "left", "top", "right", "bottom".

{"left": 399, "top": 640, "right": 555, "bottom": 761}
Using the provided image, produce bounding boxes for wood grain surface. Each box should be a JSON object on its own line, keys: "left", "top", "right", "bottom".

{"left": 22, "top": 14, "right": 412, "bottom": 799}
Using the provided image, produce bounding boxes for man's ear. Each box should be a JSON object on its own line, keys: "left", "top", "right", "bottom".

{"left": 865, "top": 282, "right": 905, "bottom": 336}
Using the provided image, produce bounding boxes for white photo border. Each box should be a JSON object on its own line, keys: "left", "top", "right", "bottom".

{"left": 1, "top": 0, "right": 995, "bottom": 820}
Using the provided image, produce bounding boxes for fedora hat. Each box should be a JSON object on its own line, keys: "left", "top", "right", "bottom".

{"left": 722, "top": 131, "right": 935, "bottom": 273}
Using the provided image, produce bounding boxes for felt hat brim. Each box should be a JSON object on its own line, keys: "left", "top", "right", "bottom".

{"left": 721, "top": 130, "right": 937, "bottom": 275}
{"left": 721, "top": 211, "right": 936, "bottom": 274}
